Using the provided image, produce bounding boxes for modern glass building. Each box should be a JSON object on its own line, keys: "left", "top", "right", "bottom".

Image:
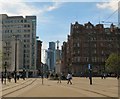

{"left": 47, "top": 42, "right": 56, "bottom": 72}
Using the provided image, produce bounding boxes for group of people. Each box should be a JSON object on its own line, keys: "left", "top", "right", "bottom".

{"left": 55, "top": 72, "right": 72, "bottom": 84}
{"left": 1, "top": 71, "right": 26, "bottom": 84}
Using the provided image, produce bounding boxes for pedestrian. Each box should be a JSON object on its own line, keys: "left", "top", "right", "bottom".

{"left": 103, "top": 73, "right": 106, "bottom": 79}
{"left": 17, "top": 73, "right": 20, "bottom": 80}
{"left": 1, "top": 72, "right": 4, "bottom": 84}
{"left": 67, "top": 72, "right": 72, "bottom": 84}
{"left": 57, "top": 73, "right": 62, "bottom": 83}
{"left": 117, "top": 74, "right": 119, "bottom": 80}
{"left": 7, "top": 75, "right": 11, "bottom": 82}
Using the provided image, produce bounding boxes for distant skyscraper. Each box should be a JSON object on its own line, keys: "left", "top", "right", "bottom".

{"left": 47, "top": 42, "right": 56, "bottom": 72}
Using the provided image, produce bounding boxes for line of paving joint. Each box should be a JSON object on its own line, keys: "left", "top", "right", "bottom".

{"left": 1, "top": 78, "right": 33, "bottom": 91}
{"left": 54, "top": 81, "right": 116, "bottom": 99}
{"left": 2, "top": 78, "right": 37, "bottom": 97}
{"left": 75, "top": 82, "right": 117, "bottom": 98}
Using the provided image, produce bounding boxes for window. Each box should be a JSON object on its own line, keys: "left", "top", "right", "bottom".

{"left": 86, "top": 26, "right": 89, "bottom": 29}
{"left": 86, "top": 57, "right": 89, "bottom": 62}
{"left": 28, "top": 25, "right": 30, "bottom": 27}
{"left": 94, "top": 50, "right": 96, "bottom": 54}
{"left": 24, "top": 40, "right": 26, "bottom": 42}
{"left": 24, "top": 25, "right": 27, "bottom": 27}
{"left": 21, "top": 20, "right": 23, "bottom": 23}
{"left": 101, "top": 50, "right": 104, "bottom": 54}
{"left": 27, "top": 39, "right": 30, "bottom": 42}
{"left": 77, "top": 57, "right": 80, "bottom": 62}
{"left": 77, "top": 43, "right": 80, "bottom": 47}
{"left": 94, "top": 57, "right": 97, "bottom": 62}
{"left": 94, "top": 44, "right": 96, "bottom": 47}
{"left": 24, "top": 20, "right": 27, "bottom": 23}
{"left": 100, "top": 43, "right": 103, "bottom": 47}
{"left": 90, "top": 26, "right": 92, "bottom": 29}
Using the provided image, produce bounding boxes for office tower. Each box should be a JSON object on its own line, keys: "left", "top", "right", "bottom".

{"left": 1, "top": 14, "right": 37, "bottom": 77}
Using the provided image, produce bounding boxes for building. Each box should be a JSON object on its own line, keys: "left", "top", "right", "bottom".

{"left": 61, "top": 42, "right": 67, "bottom": 74}
{"left": 36, "top": 40, "right": 42, "bottom": 76}
{"left": 62, "top": 21, "right": 120, "bottom": 76}
{"left": 46, "top": 42, "right": 56, "bottom": 72}
{"left": 55, "top": 40, "right": 62, "bottom": 74}
{"left": 1, "top": 14, "right": 37, "bottom": 77}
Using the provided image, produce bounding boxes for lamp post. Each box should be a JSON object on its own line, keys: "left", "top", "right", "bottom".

{"left": 4, "top": 62, "right": 7, "bottom": 85}
{"left": 41, "top": 63, "right": 44, "bottom": 85}
{"left": 88, "top": 33, "right": 92, "bottom": 85}
{"left": 13, "top": 35, "right": 18, "bottom": 83}
{"left": 4, "top": 42, "right": 9, "bottom": 85}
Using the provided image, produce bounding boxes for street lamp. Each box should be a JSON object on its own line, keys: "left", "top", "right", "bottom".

{"left": 88, "top": 33, "right": 92, "bottom": 85}
{"left": 41, "top": 63, "right": 44, "bottom": 85}
{"left": 4, "top": 62, "right": 7, "bottom": 85}
{"left": 13, "top": 35, "right": 19, "bottom": 83}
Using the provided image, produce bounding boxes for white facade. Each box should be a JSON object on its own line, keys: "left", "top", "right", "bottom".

{"left": 1, "top": 14, "right": 37, "bottom": 76}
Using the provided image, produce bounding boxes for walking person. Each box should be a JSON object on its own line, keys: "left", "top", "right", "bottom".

{"left": 57, "top": 73, "right": 62, "bottom": 83}
{"left": 67, "top": 72, "right": 72, "bottom": 84}
{"left": 1, "top": 72, "right": 4, "bottom": 84}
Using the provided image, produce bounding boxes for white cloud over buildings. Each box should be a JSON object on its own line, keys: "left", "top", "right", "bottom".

{"left": 96, "top": 0, "right": 119, "bottom": 11}
{"left": 0, "top": 0, "right": 62, "bottom": 17}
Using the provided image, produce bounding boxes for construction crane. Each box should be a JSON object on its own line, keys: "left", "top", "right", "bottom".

{"left": 101, "top": 21, "right": 119, "bottom": 27}
{"left": 101, "top": 21, "right": 118, "bottom": 24}
{"left": 101, "top": 3, "right": 120, "bottom": 27}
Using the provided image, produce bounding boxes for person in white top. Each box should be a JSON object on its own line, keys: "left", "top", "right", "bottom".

{"left": 67, "top": 72, "right": 72, "bottom": 84}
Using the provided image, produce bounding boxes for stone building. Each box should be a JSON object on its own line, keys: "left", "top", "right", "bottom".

{"left": 62, "top": 21, "right": 120, "bottom": 76}
{"left": 1, "top": 14, "right": 37, "bottom": 77}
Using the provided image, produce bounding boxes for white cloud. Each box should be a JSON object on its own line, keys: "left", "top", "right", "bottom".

{"left": 96, "top": 0, "right": 119, "bottom": 11}
{"left": 0, "top": 0, "right": 62, "bottom": 18}
{"left": 46, "top": 2, "right": 61, "bottom": 11}
{"left": 0, "top": 1, "right": 40, "bottom": 16}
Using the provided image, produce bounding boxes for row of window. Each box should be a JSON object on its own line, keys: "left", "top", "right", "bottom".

{"left": 24, "top": 49, "right": 30, "bottom": 53}
{"left": 72, "top": 57, "right": 106, "bottom": 62}
{"left": 74, "top": 25, "right": 93, "bottom": 29}
{"left": 24, "top": 39, "right": 30, "bottom": 43}
{"left": 3, "top": 24, "right": 31, "bottom": 28}
{"left": 3, "top": 19, "right": 30, "bottom": 24}
{"left": 3, "top": 29, "right": 31, "bottom": 33}
{"left": 24, "top": 34, "right": 30, "bottom": 38}
{"left": 73, "top": 42, "right": 118, "bottom": 48}
{"left": 73, "top": 50, "right": 106, "bottom": 55}
{"left": 73, "top": 37, "right": 118, "bottom": 42}
{"left": 24, "top": 44, "right": 30, "bottom": 48}
{"left": 24, "top": 53, "right": 30, "bottom": 58}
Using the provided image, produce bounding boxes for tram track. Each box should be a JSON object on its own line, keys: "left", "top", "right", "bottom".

{"left": 1, "top": 78, "right": 33, "bottom": 91}
{"left": 2, "top": 78, "right": 37, "bottom": 97}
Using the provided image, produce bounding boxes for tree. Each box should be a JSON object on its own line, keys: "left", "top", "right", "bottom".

{"left": 105, "top": 53, "right": 120, "bottom": 75}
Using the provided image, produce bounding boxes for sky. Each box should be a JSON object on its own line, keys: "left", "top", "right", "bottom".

{"left": 0, "top": 0, "right": 119, "bottom": 62}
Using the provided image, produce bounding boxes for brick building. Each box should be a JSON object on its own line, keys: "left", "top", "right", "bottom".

{"left": 62, "top": 21, "right": 120, "bottom": 76}
{"left": 36, "top": 40, "right": 42, "bottom": 76}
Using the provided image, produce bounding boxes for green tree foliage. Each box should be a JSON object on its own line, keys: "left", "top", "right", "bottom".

{"left": 105, "top": 53, "right": 120, "bottom": 74}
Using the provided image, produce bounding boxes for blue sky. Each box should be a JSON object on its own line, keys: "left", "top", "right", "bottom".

{"left": 0, "top": 0, "right": 119, "bottom": 62}
{"left": 34, "top": 2, "right": 118, "bottom": 48}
